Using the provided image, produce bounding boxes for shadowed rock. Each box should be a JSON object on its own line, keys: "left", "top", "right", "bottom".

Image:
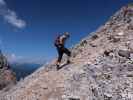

{"left": 118, "top": 50, "right": 130, "bottom": 59}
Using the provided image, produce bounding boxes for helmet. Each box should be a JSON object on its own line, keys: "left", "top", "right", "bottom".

{"left": 64, "top": 32, "right": 70, "bottom": 37}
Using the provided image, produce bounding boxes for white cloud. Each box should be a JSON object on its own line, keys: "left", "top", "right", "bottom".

{"left": 10, "top": 53, "right": 16, "bottom": 59}
{"left": 6, "top": 53, "right": 23, "bottom": 63}
{"left": 6, "top": 53, "right": 17, "bottom": 62}
{"left": 0, "top": 0, "right": 26, "bottom": 29}
{"left": 0, "top": 0, "right": 5, "bottom": 5}
{"left": 5, "top": 52, "right": 47, "bottom": 65}
{"left": 4, "top": 10, "right": 26, "bottom": 29}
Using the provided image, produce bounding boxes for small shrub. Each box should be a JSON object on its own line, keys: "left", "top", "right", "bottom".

{"left": 91, "top": 34, "right": 99, "bottom": 40}
{"left": 104, "top": 50, "right": 113, "bottom": 56}
{"left": 80, "top": 40, "right": 87, "bottom": 47}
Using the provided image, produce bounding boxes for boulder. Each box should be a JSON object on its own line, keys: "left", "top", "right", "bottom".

{"left": 118, "top": 50, "right": 130, "bottom": 59}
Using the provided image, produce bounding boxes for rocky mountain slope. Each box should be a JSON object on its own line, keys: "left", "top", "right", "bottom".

{"left": 0, "top": 50, "right": 16, "bottom": 92}
{"left": 0, "top": 4, "right": 133, "bottom": 100}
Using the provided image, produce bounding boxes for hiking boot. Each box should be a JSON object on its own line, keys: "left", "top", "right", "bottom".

{"left": 56, "top": 64, "right": 60, "bottom": 70}
{"left": 67, "top": 60, "right": 71, "bottom": 64}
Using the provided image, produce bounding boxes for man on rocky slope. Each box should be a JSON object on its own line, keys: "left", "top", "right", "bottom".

{"left": 54, "top": 32, "right": 71, "bottom": 70}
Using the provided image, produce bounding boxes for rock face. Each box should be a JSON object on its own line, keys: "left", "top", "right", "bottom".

{"left": 0, "top": 50, "right": 16, "bottom": 91}
{"left": 0, "top": 4, "right": 133, "bottom": 100}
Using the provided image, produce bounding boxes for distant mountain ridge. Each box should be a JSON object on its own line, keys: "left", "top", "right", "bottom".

{"left": 11, "top": 62, "right": 42, "bottom": 81}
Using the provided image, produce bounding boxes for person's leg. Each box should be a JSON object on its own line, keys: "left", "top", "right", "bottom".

{"left": 56, "top": 47, "right": 63, "bottom": 70}
{"left": 63, "top": 47, "right": 71, "bottom": 56}
{"left": 63, "top": 47, "right": 71, "bottom": 63}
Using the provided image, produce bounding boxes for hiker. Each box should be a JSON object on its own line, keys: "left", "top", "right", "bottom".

{"left": 54, "top": 32, "right": 71, "bottom": 70}
{"left": 123, "top": 6, "right": 128, "bottom": 18}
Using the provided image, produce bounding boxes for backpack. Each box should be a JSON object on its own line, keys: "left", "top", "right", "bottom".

{"left": 54, "top": 34, "right": 61, "bottom": 47}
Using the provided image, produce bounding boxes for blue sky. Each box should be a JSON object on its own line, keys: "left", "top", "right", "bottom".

{"left": 0, "top": 0, "right": 132, "bottom": 63}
